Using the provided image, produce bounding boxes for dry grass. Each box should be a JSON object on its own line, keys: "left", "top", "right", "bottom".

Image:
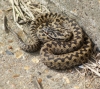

{"left": 10, "top": 0, "right": 49, "bottom": 24}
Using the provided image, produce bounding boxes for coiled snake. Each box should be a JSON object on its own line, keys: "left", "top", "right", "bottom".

{"left": 5, "top": 13, "right": 93, "bottom": 69}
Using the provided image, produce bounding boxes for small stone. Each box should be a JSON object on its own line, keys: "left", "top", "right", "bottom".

{"left": 37, "top": 72, "right": 41, "bottom": 75}
{"left": 24, "top": 66, "right": 30, "bottom": 70}
{"left": 70, "top": 9, "right": 77, "bottom": 16}
{"left": 31, "top": 77, "right": 41, "bottom": 89}
{"left": 98, "top": 0, "right": 100, "bottom": 3}
{"left": 8, "top": 46, "right": 13, "bottom": 49}
{"left": 0, "top": 53, "right": 3, "bottom": 58}
{"left": 74, "top": 86, "right": 79, "bottom": 89}
{"left": 47, "top": 75, "right": 52, "bottom": 78}
{"left": 6, "top": 50, "right": 14, "bottom": 55}
{"left": 0, "top": 42, "right": 4, "bottom": 47}
{"left": 63, "top": 76, "right": 70, "bottom": 84}
{"left": 17, "top": 31, "right": 25, "bottom": 39}
{"left": 44, "top": 69, "right": 49, "bottom": 73}
{"left": 0, "top": 9, "right": 3, "bottom": 16}
{"left": 37, "top": 78, "right": 42, "bottom": 84}
{"left": 14, "top": 50, "right": 23, "bottom": 59}
{"left": 13, "top": 74, "right": 20, "bottom": 78}
{"left": 8, "top": 40, "right": 13, "bottom": 43}
{"left": 32, "top": 57, "right": 39, "bottom": 63}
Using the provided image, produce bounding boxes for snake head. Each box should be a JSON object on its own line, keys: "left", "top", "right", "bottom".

{"left": 42, "top": 27, "right": 73, "bottom": 41}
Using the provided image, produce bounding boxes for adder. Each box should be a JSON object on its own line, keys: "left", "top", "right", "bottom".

{"left": 4, "top": 13, "right": 93, "bottom": 69}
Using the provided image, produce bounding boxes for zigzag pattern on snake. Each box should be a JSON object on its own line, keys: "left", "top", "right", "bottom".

{"left": 6, "top": 13, "right": 93, "bottom": 69}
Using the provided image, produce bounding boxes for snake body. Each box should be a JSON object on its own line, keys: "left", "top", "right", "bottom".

{"left": 6, "top": 13, "right": 93, "bottom": 69}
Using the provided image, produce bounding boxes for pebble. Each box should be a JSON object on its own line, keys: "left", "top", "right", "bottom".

{"left": 37, "top": 78, "right": 42, "bottom": 84}
{"left": 32, "top": 77, "right": 41, "bottom": 89}
{"left": 0, "top": 42, "right": 4, "bottom": 47}
{"left": 14, "top": 50, "right": 23, "bottom": 59}
{"left": 5, "top": 50, "right": 14, "bottom": 55}
{"left": 47, "top": 75, "right": 52, "bottom": 78}
{"left": 24, "top": 66, "right": 30, "bottom": 70}
{"left": 0, "top": 51, "right": 4, "bottom": 55}
{"left": 13, "top": 74, "right": 20, "bottom": 78}
{"left": 74, "top": 86, "right": 79, "bottom": 89}
{"left": 63, "top": 76, "right": 70, "bottom": 84}
{"left": 31, "top": 57, "right": 39, "bottom": 63}
{"left": 0, "top": 9, "right": 3, "bottom": 17}
{"left": 37, "top": 72, "right": 42, "bottom": 75}
{"left": 44, "top": 69, "right": 49, "bottom": 73}
{"left": 8, "top": 40, "right": 13, "bottom": 43}
{"left": 8, "top": 46, "right": 13, "bottom": 49}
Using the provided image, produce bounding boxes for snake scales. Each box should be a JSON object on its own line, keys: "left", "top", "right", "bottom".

{"left": 6, "top": 13, "right": 93, "bottom": 69}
